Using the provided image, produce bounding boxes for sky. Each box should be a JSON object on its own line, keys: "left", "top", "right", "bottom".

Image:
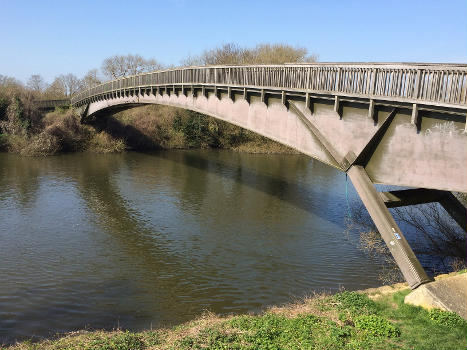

{"left": 1, "top": 0, "right": 466, "bottom": 83}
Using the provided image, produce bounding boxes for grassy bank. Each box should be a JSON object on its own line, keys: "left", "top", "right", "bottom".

{"left": 4, "top": 286, "right": 466, "bottom": 350}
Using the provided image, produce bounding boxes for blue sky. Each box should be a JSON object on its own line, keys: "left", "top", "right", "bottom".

{"left": 1, "top": 0, "right": 466, "bottom": 83}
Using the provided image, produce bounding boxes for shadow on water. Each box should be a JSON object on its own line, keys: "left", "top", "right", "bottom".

{"left": 150, "top": 150, "right": 350, "bottom": 228}
{"left": 93, "top": 113, "right": 352, "bottom": 227}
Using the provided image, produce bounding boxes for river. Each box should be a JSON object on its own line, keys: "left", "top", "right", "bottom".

{"left": 0, "top": 150, "right": 383, "bottom": 343}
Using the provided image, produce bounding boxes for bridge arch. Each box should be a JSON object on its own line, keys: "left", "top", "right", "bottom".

{"left": 83, "top": 89, "right": 342, "bottom": 169}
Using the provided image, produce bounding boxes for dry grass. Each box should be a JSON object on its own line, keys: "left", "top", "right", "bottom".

{"left": 87, "top": 131, "right": 126, "bottom": 153}
{"left": 156, "top": 311, "right": 235, "bottom": 348}
{"left": 266, "top": 292, "right": 341, "bottom": 323}
{"left": 232, "top": 139, "right": 299, "bottom": 154}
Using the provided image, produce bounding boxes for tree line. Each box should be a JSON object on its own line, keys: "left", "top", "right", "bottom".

{"left": 1, "top": 43, "right": 317, "bottom": 101}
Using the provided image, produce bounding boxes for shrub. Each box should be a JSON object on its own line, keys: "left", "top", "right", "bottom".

{"left": 44, "top": 109, "right": 91, "bottom": 152}
{"left": 22, "top": 131, "right": 60, "bottom": 156}
{"left": 0, "top": 96, "right": 28, "bottom": 135}
{"left": 354, "top": 315, "right": 400, "bottom": 337}
{"left": 88, "top": 132, "right": 126, "bottom": 153}
{"left": 332, "top": 291, "right": 379, "bottom": 316}
{"left": 428, "top": 308, "right": 467, "bottom": 327}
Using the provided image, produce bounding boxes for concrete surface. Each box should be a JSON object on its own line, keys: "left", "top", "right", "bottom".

{"left": 405, "top": 273, "right": 467, "bottom": 319}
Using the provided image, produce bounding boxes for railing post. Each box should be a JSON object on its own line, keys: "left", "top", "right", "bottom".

{"left": 370, "top": 68, "right": 377, "bottom": 96}
{"left": 413, "top": 69, "right": 422, "bottom": 99}
{"left": 335, "top": 67, "right": 341, "bottom": 91}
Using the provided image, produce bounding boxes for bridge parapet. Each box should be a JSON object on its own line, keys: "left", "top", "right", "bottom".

{"left": 71, "top": 63, "right": 467, "bottom": 111}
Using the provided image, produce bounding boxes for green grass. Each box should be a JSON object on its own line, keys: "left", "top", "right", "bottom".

{"left": 4, "top": 291, "right": 466, "bottom": 350}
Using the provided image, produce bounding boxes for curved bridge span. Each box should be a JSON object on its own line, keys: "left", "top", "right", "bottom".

{"left": 71, "top": 62, "right": 467, "bottom": 289}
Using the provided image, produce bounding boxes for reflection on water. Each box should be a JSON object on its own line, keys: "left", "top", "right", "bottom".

{"left": 0, "top": 150, "right": 382, "bottom": 343}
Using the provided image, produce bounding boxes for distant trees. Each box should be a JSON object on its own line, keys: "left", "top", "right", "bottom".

{"left": 82, "top": 69, "right": 101, "bottom": 90}
{"left": 181, "top": 43, "right": 318, "bottom": 66}
{"left": 41, "top": 74, "right": 81, "bottom": 99}
{"left": 0, "top": 74, "right": 24, "bottom": 98}
{"left": 43, "top": 78, "right": 66, "bottom": 99}
{"left": 101, "top": 54, "right": 163, "bottom": 79}
{"left": 5, "top": 43, "right": 317, "bottom": 101}
{"left": 57, "top": 74, "right": 82, "bottom": 97}
{"left": 27, "top": 74, "right": 46, "bottom": 93}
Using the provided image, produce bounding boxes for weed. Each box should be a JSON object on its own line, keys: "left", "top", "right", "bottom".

{"left": 84, "top": 332, "right": 145, "bottom": 350}
{"left": 354, "top": 315, "right": 400, "bottom": 337}
{"left": 332, "top": 291, "right": 380, "bottom": 316}
{"left": 428, "top": 308, "right": 467, "bottom": 327}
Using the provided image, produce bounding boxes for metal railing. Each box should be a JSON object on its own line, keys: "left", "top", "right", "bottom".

{"left": 71, "top": 63, "right": 467, "bottom": 109}
{"left": 34, "top": 99, "right": 71, "bottom": 109}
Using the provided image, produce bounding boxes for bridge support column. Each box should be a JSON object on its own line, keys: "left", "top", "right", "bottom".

{"left": 347, "top": 165, "right": 432, "bottom": 289}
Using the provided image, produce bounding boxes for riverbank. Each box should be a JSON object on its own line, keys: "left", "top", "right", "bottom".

{"left": 0, "top": 103, "right": 298, "bottom": 156}
{"left": 4, "top": 274, "right": 466, "bottom": 350}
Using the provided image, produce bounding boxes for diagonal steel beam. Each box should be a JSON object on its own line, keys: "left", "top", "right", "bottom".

{"left": 348, "top": 166, "right": 432, "bottom": 289}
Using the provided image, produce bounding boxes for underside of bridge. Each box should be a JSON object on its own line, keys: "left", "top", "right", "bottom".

{"left": 71, "top": 63, "right": 467, "bottom": 290}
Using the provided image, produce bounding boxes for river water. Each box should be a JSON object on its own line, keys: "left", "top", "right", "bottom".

{"left": 0, "top": 150, "right": 384, "bottom": 343}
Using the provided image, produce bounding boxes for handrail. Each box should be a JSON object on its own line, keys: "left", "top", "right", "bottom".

{"left": 71, "top": 63, "right": 467, "bottom": 109}
{"left": 34, "top": 99, "right": 71, "bottom": 108}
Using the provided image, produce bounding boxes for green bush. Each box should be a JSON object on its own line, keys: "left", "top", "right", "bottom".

{"left": 354, "top": 315, "right": 400, "bottom": 338}
{"left": 332, "top": 291, "right": 379, "bottom": 316}
{"left": 428, "top": 308, "right": 467, "bottom": 327}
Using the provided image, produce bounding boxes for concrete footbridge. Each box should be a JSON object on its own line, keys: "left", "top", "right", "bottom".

{"left": 67, "top": 62, "right": 466, "bottom": 289}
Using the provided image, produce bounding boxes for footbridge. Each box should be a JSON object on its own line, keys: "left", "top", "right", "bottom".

{"left": 70, "top": 62, "right": 467, "bottom": 289}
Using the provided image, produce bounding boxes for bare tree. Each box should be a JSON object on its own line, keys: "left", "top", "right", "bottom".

{"left": 0, "top": 75, "right": 24, "bottom": 98}
{"left": 43, "top": 74, "right": 81, "bottom": 98}
{"left": 181, "top": 43, "right": 318, "bottom": 66}
{"left": 126, "top": 54, "right": 146, "bottom": 75}
{"left": 101, "top": 54, "right": 163, "bottom": 79}
{"left": 57, "top": 73, "right": 82, "bottom": 97}
{"left": 102, "top": 55, "right": 127, "bottom": 79}
{"left": 253, "top": 44, "right": 318, "bottom": 64}
{"left": 82, "top": 69, "right": 101, "bottom": 89}
{"left": 143, "top": 58, "right": 163, "bottom": 72}
{"left": 27, "top": 74, "right": 47, "bottom": 93}
{"left": 44, "top": 78, "right": 67, "bottom": 99}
